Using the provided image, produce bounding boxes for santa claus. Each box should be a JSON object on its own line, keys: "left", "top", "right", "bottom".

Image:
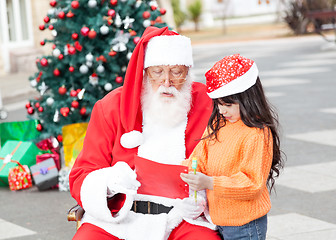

{"left": 69, "top": 26, "right": 220, "bottom": 240}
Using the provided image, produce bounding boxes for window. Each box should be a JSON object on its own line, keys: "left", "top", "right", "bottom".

{"left": 1, "top": 0, "right": 31, "bottom": 43}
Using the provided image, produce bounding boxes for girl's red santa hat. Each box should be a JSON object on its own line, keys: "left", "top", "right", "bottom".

{"left": 120, "top": 27, "right": 193, "bottom": 149}
{"left": 205, "top": 54, "right": 258, "bottom": 99}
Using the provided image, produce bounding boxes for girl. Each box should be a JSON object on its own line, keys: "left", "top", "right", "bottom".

{"left": 181, "top": 54, "right": 284, "bottom": 240}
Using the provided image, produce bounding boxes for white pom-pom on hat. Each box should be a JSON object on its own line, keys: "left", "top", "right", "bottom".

{"left": 120, "top": 130, "right": 144, "bottom": 149}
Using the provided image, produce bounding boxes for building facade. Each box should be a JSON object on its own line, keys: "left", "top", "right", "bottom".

{"left": 0, "top": 0, "right": 49, "bottom": 74}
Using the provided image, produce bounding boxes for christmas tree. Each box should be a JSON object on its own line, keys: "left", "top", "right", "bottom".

{"left": 27, "top": 0, "right": 167, "bottom": 142}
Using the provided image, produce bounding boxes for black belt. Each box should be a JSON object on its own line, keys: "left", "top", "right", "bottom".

{"left": 131, "top": 201, "right": 173, "bottom": 214}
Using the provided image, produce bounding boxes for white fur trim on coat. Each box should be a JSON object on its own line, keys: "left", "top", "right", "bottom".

{"left": 80, "top": 163, "right": 135, "bottom": 223}
{"left": 144, "top": 35, "right": 193, "bottom": 68}
{"left": 120, "top": 130, "right": 144, "bottom": 149}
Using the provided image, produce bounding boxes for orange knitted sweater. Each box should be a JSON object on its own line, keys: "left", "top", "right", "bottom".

{"left": 185, "top": 120, "right": 273, "bottom": 226}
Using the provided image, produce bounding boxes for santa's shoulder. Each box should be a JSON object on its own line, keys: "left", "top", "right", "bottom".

{"left": 95, "top": 86, "right": 123, "bottom": 118}
{"left": 191, "top": 82, "right": 211, "bottom": 102}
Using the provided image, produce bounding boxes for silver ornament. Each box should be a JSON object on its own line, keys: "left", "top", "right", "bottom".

{"left": 52, "top": 30, "right": 57, "bottom": 37}
{"left": 53, "top": 48, "right": 61, "bottom": 57}
{"left": 46, "top": 97, "right": 54, "bottom": 106}
{"left": 100, "top": 25, "right": 109, "bottom": 35}
{"left": 143, "top": 20, "right": 151, "bottom": 28}
{"left": 104, "top": 83, "right": 113, "bottom": 91}
{"left": 30, "top": 79, "right": 37, "bottom": 87}
{"left": 85, "top": 53, "right": 94, "bottom": 62}
{"left": 79, "top": 64, "right": 89, "bottom": 74}
{"left": 97, "top": 65, "right": 105, "bottom": 73}
{"left": 88, "top": 0, "right": 97, "bottom": 8}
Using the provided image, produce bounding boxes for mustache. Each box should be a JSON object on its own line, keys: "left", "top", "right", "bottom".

{"left": 157, "top": 86, "right": 179, "bottom": 95}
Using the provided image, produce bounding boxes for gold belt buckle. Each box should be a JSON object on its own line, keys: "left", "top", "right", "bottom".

{"left": 147, "top": 201, "right": 151, "bottom": 214}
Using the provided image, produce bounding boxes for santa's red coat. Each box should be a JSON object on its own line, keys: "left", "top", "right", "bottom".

{"left": 69, "top": 81, "right": 212, "bottom": 208}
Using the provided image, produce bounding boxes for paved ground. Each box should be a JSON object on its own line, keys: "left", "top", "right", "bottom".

{"left": 1, "top": 31, "right": 336, "bottom": 239}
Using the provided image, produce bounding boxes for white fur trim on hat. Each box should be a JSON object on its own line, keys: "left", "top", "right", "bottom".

{"left": 207, "top": 63, "right": 258, "bottom": 99}
{"left": 120, "top": 130, "right": 144, "bottom": 149}
{"left": 144, "top": 35, "right": 193, "bottom": 68}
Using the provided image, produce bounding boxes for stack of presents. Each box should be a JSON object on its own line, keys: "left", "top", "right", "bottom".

{"left": 0, "top": 120, "right": 88, "bottom": 191}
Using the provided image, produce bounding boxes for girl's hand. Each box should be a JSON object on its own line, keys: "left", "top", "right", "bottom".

{"left": 180, "top": 172, "right": 213, "bottom": 191}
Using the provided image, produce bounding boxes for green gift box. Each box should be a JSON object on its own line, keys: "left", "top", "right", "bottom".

{"left": 0, "top": 140, "right": 41, "bottom": 186}
{"left": 0, "top": 120, "right": 40, "bottom": 147}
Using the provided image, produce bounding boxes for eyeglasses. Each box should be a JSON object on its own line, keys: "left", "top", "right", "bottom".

{"left": 146, "top": 67, "right": 188, "bottom": 87}
{"left": 147, "top": 77, "right": 187, "bottom": 86}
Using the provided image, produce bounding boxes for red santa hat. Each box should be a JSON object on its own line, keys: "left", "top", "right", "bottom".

{"left": 120, "top": 26, "right": 193, "bottom": 149}
{"left": 205, "top": 54, "right": 259, "bottom": 99}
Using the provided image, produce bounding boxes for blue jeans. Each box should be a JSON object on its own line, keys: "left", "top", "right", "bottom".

{"left": 217, "top": 214, "right": 267, "bottom": 240}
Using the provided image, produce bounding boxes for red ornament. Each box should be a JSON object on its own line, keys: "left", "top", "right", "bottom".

{"left": 72, "top": 33, "right": 79, "bottom": 40}
{"left": 38, "top": 106, "right": 44, "bottom": 112}
{"left": 25, "top": 102, "right": 31, "bottom": 109}
{"left": 69, "top": 66, "right": 75, "bottom": 72}
{"left": 151, "top": 5, "right": 157, "bottom": 11}
{"left": 81, "top": 26, "right": 90, "bottom": 36}
{"left": 88, "top": 30, "right": 97, "bottom": 39}
{"left": 52, "top": 44, "right": 56, "bottom": 49}
{"left": 110, "top": 0, "right": 117, "bottom": 6}
{"left": 71, "top": 1, "right": 79, "bottom": 9}
{"left": 27, "top": 107, "right": 35, "bottom": 115}
{"left": 115, "top": 76, "right": 123, "bottom": 83}
{"left": 79, "top": 107, "right": 87, "bottom": 115}
{"left": 76, "top": 89, "right": 82, "bottom": 94}
{"left": 40, "top": 41, "right": 45, "bottom": 46}
{"left": 70, "top": 89, "right": 78, "bottom": 97}
{"left": 71, "top": 100, "right": 79, "bottom": 108}
{"left": 156, "top": 16, "right": 162, "bottom": 23}
{"left": 60, "top": 107, "right": 70, "bottom": 117}
{"left": 58, "top": 86, "right": 67, "bottom": 95}
{"left": 129, "top": 30, "right": 137, "bottom": 36}
{"left": 48, "top": 25, "right": 54, "bottom": 30}
{"left": 160, "top": 8, "right": 166, "bottom": 15}
{"left": 57, "top": 135, "right": 63, "bottom": 142}
{"left": 39, "top": 25, "right": 45, "bottom": 30}
{"left": 35, "top": 102, "right": 40, "bottom": 108}
{"left": 53, "top": 68, "right": 61, "bottom": 76}
{"left": 74, "top": 41, "right": 82, "bottom": 51}
{"left": 44, "top": 16, "right": 50, "bottom": 23}
{"left": 133, "top": 36, "right": 140, "bottom": 44}
{"left": 50, "top": 0, "right": 57, "bottom": 7}
{"left": 40, "top": 58, "right": 48, "bottom": 67}
{"left": 107, "top": 9, "right": 115, "bottom": 17}
{"left": 58, "top": 11, "right": 65, "bottom": 19}
{"left": 36, "top": 124, "right": 43, "bottom": 131}
{"left": 108, "top": 51, "right": 117, "bottom": 57}
{"left": 142, "top": 11, "right": 150, "bottom": 19}
{"left": 67, "top": 11, "right": 74, "bottom": 18}
{"left": 68, "top": 46, "right": 76, "bottom": 55}
{"left": 58, "top": 54, "right": 64, "bottom": 60}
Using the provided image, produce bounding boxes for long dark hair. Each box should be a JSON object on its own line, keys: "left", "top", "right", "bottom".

{"left": 205, "top": 77, "right": 285, "bottom": 192}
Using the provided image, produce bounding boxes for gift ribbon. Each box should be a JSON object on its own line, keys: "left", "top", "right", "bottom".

{"left": 0, "top": 141, "right": 22, "bottom": 173}
{"left": 32, "top": 165, "right": 57, "bottom": 176}
{"left": 0, "top": 142, "right": 29, "bottom": 185}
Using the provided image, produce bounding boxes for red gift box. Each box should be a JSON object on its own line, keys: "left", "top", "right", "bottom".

{"left": 8, "top": 161, "right": 32, "bottom": 191}
{"left": 36, "top": 153, "right": 60, "bottom": 170}
{"left": 36, "top": 138, "right": 61, "bottom": 170}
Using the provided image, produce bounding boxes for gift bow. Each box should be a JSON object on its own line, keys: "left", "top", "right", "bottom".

{"left": 33, "top": 165, "right": 57, "bottom": 176}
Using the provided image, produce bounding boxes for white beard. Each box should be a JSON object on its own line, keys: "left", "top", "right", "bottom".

{"left": 141, "top": 76, "right": 192, "bottom": 127}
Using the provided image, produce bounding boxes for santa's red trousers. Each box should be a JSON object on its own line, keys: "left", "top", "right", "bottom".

{"left": 73, "top": 220, "right": 221, "bottom": 240}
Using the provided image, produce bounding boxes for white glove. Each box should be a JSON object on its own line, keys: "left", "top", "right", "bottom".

{"left": 107, "top": 161, "right": 141, "bottom": 196}
{"left": 172, "top": 195, "right": 206, "bottom": 220}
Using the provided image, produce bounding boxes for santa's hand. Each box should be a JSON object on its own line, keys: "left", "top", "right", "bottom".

{"left": 107, "top": 161, "right": 141, "bottom": 195}
{"left": 172, "top": 197, "right": 205, "bottom": 220}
